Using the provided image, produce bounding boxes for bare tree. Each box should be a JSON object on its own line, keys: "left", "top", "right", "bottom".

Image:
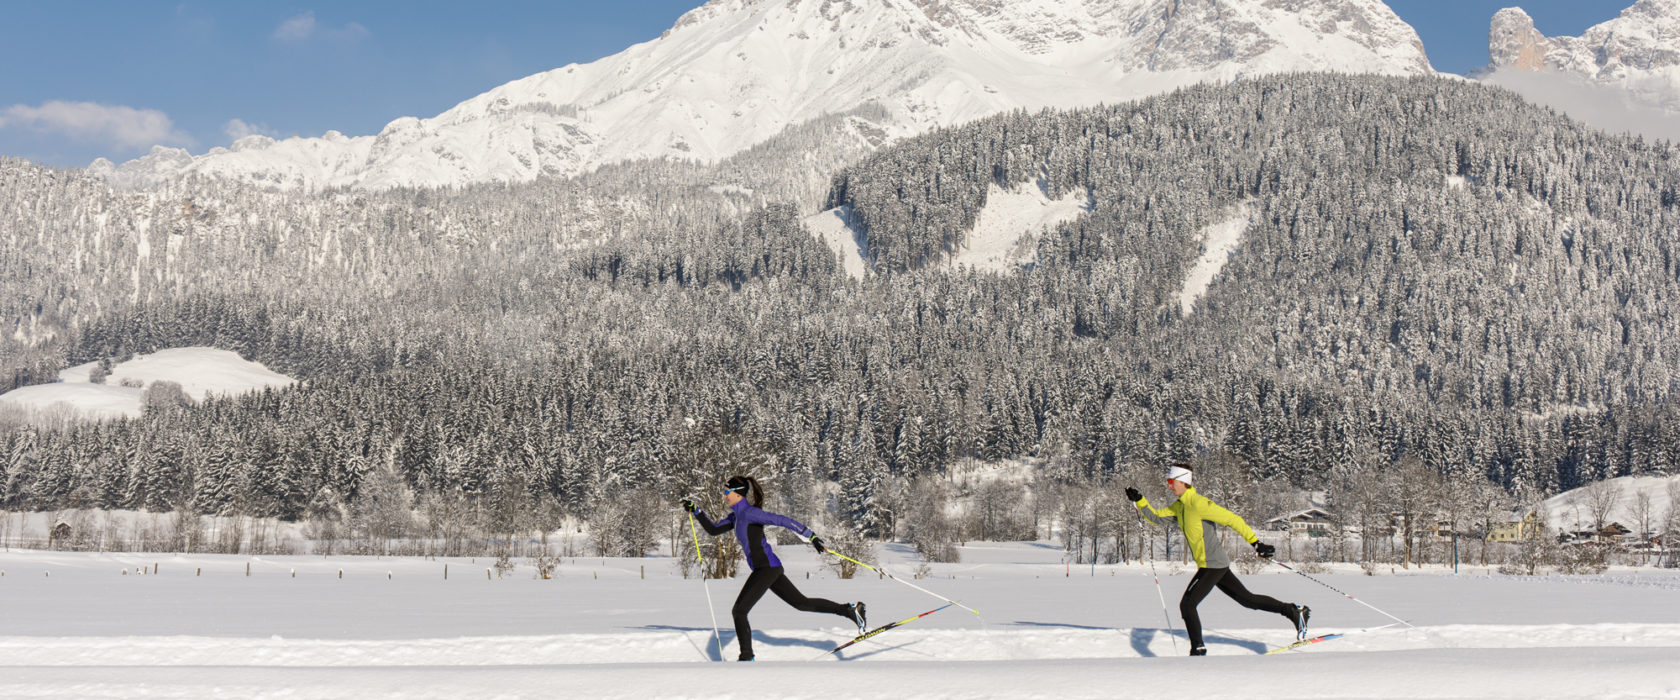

{"left": 1664, "top": 480, "right": 1680, "bottom": 567}
{"left": 1631, "top": 489, "right": 1655, "bottom": 542}
{"left": 967, "top": 479, "right": 1027, "bottom": 541}
{"left": 349, "top": 462, "right": 416, "bottom": 555}
{"left": 1584, "top": 478, "right": 1622, "bottom": 534}
{"left": 666, "top": 420, "right": 783, "bottom": 579}
{"left": 1387, "top": 455, "right": 1441, "bottom": 569}
{"left": 904, "top": 476, "right": 959, "bottom": 563}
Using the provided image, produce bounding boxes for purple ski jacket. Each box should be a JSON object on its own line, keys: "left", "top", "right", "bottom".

{"left": 694, "top": 500, "right": 814, "bottom": 570}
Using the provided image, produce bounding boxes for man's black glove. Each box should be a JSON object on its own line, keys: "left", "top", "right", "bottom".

{"left": 1124, "top": 487, "right": 1143, "bottom": 503}
{"left": 681, "top": 499, "right": 696, "bottom": 514}
{"left": 810, "top": 535, "right": 827, "bottom": 554}
{"left": 1253, "top": 541, "right": 1276, "bottom": 559}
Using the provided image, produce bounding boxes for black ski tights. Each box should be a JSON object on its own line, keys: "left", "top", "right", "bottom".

{"left": 1180, "top": 567, "right": 1293, "bottom": 650}
{"left": 732, "top": 566, "right": 852, "bottom": 658}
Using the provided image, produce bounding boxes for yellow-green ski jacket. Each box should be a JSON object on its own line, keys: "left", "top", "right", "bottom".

{"left": 1135, "top": 486, "right": 1258, "bottom": 569}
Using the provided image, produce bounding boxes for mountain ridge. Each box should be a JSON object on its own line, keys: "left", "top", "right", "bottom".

{"left": 95, "top": 0, "right": 1433, "bottom": 191}
{"left": 1489, "top": 0, "right": 1680, "bottom": 114}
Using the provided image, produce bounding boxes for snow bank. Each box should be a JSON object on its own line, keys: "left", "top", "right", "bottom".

{"left": 0, "top": 347, "right": 295, "bottom": 421}
{"left": 1179, "top": 202, "right": 1253, "bottom": 315}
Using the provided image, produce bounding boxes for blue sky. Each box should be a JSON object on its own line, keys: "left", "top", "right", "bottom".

{"left": 0, "top": 1, "right": 1631, "bottom": 169}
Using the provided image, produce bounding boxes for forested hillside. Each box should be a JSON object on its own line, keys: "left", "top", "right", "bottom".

{"left": 2, "top": 75, "right": 1677, "bottom": 554}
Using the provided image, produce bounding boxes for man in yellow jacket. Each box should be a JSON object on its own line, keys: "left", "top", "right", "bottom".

{"left": 1128, "top": 463, "right": 1310, "bottom": 656}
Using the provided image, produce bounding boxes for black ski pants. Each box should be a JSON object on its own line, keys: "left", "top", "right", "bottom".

{"left": 1180, "top": 566, "right": 1292, "bottom": 650}
{"left": 732, "top": 566, "right": 852, "bottom": 659}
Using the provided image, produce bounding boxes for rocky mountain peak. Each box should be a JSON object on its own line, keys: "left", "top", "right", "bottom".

{"left": 1489, "top": 8, "right": 1551, "bottom": 71}
{"left": 101, "top": 0, "right": 1435, "bottom": 191}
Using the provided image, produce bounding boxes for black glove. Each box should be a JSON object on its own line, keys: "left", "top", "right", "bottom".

{"left": 1253, "top": 541, "right": 1275, "bottom": 559}
{"left": 681, "top": 499, "right": 696, "bottom": 514}
{"left": 810, "top": 535, "right": 827, "bottom": 554}
{"left": 1124, "top": 487, "right": 1143, "bottom": 503}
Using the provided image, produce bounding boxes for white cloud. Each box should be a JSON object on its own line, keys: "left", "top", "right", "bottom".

{"left": 273, "top": 11, "right": 317, "bottom": 42}
{"left": 273, "top": 11, "right": 368, "bottom": 43}
{"left": 0, "top": 101, "right": 192, "bottom": 150}
{"left": 1482, "top": 68, "right": 1680, "bottom": 143}
{"left": 223, "top": 118, "right": 278, "bottom": 142}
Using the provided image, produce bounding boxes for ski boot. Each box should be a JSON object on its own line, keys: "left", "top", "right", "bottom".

{"left": 1286, "top": 604, "right": 1312, "bottom": 641}
{"left": 1189, "top": 646, "right": 1207, "bottom": 656}
{"left": 849, "top": 602, "right": 869, "bottom": 635}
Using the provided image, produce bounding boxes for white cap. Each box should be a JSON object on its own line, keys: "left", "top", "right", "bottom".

{"left": 1167, "top": 465, "right": 1193, "bottom": 485}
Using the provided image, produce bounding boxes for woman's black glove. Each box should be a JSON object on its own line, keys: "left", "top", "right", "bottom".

{"left": 810, "top": 535, "right": 827, "bottom": 553}
{"left": 681, "top": 499, "right": 696, "bottom": 514}
{"left": 1253, "top": 541, "right": 1276, "bottom": 559}
{"left": 1124, "top": 487, "right": 1143, "bottom": 503}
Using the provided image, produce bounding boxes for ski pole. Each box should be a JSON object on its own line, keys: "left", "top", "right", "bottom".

{"left": 1134, "top": 505, "right": 1180, "bottom": 655}
{"left": 1268, "top": 559, "right": 1416, "bottom": 629}
{"left": 687, "top": 512, "right": 726, "bottom": 661}
{"left": 822, "top": 548, "right": 980, "bottom": 616}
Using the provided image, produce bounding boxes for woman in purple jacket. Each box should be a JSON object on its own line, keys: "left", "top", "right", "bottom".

{"left": 684, "top": 475, "right": 866, "bottom": 661}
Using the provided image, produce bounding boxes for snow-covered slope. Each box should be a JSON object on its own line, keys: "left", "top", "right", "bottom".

{"left": 1488, "top": 1, "right": 1680, "bottom": 114}
{"left": 805, "top": 205, "right": 868, "bottom": 279}
{"left": 952, "top": 180, "right": 1091, "bottom": 274}
{"left": 0, "top": 347, "right": 295, "bottom": 421}
{"left": 808, "top": 178, "right": 1091, "bottom": 277}
{"left": 1540, "top": 474, "right": 1680, "bottom": 534}
{"left": 1179, "top": 202, "right": 1254, "bottom": 315}
{"left": 97, "top": 0, "right": 1434, "bottom": 191}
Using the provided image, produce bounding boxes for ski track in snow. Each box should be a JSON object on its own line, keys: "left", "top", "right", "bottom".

{"left": 4, "top": 622, "right": 1679, "bottom": 667}
{"left": 2, "top": 546, "right": 1677, "bottom": 698}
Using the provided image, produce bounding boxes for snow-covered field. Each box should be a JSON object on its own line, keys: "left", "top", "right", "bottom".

{"left": 1, "top": 541, "right": 1676, "bottom": 699}
{"left": 0, "top": 347, "right": 294, "bottom": 421}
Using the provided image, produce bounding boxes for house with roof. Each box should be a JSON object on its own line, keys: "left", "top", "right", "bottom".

{"left": 1486, "top": 510, "right": 1542, "bottom": 543}
{"left": 1264, "top": 507, "right": 1339, "bottom": 538}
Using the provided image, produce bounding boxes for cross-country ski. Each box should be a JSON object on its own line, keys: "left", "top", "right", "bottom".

{"left": 818, "top": 604, "right": 955, "bottom": 659}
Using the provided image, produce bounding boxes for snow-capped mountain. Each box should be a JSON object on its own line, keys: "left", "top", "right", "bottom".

{"left": 1489, "top": 0, "right": 1680, "bottom": 112}
{"left": 97, "top": 0, "right": 1433, "bottom": 191}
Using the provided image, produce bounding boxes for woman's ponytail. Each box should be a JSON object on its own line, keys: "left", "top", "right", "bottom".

{"left": 746, "top": 476, "right": 765, "bottom": 508}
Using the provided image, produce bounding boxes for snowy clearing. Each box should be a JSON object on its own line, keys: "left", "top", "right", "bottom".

{"left": 1179, "top": 202, "right": 1253, "bottom": 315}
{"left": 1, "top": 542, "right": 1677, "bottom": 698}
{"left": 805, "top": 205, "right": 868, "bottom": 280}
{"left": 950, "top": 179, "right": 1090, "bottom": 274}
{"left": 806, "top": 180, "right": 1090, "bottom": 279}
{"left": 0, "top": 347, "right": 294, "bottom": 421}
